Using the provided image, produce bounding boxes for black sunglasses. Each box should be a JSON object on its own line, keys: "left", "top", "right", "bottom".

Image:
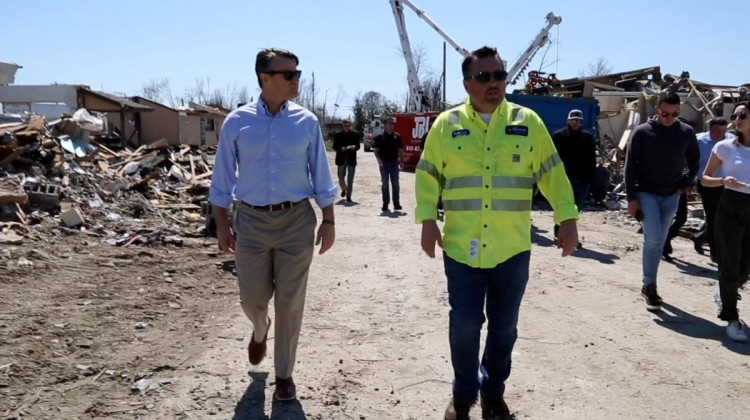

{"left": 730, "top": 111, "right": 748, "bottom": 121}
{"left": 264, "top": 70, "right": 302, "bottom": 81}
{"left": 467, "top": 70, "right": 508, "bottom": 84}
{"left": 659, "top": 110, "right": 680, "bottom": 118}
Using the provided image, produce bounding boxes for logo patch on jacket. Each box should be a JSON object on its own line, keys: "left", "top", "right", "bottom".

{"left": 512, "top": 154, "right": 521, "bottom": 162}
{"left": 452, "top": 129, "right": 470, "bottom": 138}
{"left": 505, "top": 125, "right": 528, "bottom": 136}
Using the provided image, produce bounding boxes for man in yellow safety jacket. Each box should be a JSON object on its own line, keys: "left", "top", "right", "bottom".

{"left": 416, "top": 46, "right": 579, "bottom": 420}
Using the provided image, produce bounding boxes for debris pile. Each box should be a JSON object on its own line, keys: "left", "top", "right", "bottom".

{"left": 0, "top": 108, "right": 222, "bottom": 246}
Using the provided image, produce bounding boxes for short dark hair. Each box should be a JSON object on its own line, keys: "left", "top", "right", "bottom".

{"left": 709, "top": 117, "right": 729, "bottom": 127}
{"left": 657, "top": 91, "right": 681, "bottom": 106}
{"left": 342, "top": 119, "right": 351, "bottom": 124}
{"left": 255, "top": 48, "right": 299, "bottom": 88}
{"left": 462, "top": 46, "right": 502, "bottom": 80}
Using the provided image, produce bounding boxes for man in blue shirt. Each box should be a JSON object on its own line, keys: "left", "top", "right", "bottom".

{"left": 209, "top": 48, "right": 337, "bottom": 402}
{"left": 692, "top": 117, "right": 735, "bottom": 260}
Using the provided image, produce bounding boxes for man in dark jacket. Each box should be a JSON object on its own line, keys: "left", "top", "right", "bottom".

{"left": 625, "top": 91, "right": 699, "bottom": 311}
{"left": 332, "top": 119, "right": 361, "bottom": 202}
{"left": 373, "top": 117, "right": 403, "bottom": 212}
{"left": 551, "top": 109, "right": 597, "bottom": 242}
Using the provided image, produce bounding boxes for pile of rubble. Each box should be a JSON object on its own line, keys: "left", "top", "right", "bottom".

{"left": 0, "top": 109, "right": 220, "bottom": 247}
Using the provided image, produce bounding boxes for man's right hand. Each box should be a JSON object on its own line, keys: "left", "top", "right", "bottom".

{"left": 421, "top": 220, "right": 443, "bottom": 258}
{"left": 217, "top": 225, "right": 236, "bottom": 254}
{"left": 627, "top": 200, "right": 640, "bottom": 218}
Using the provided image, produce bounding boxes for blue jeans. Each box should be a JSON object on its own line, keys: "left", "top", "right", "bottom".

{"left": 444, "top": 251, "right": 530, "bottom": 402}
{"left": 379, "top": 161, "right": 400, "bottom": 206}
{"left": 637, "top": 191, "right": 680, "bottom": 286}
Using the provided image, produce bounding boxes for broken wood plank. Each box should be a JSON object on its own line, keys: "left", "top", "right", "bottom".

{"left": 97, "top": 160, "right": 111, "bottom": 174}
{"left": 189, "top": 155, "right": 196, "bottom": 178}
{"left": 156, "top": 203, "right": 201, "bottom": 210}
{"left": 145, "top": 138, "right": 168, "bottom": 150}
{"left": 15, "top": 203, "right": 26, "bottom": 225}
{"left": 91, "top": 141, "right": 121, "bottom": 158}
{"left": 194, "top": 171, "right": 213, "bottom": 180}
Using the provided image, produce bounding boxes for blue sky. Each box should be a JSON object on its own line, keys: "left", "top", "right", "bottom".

{"left": 5, "top": 0, "right": 746, "bottom": 116}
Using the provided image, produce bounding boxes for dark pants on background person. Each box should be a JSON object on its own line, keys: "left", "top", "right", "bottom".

{"left": 663, "top": 193, "right": 688, "bottom": 254}
{"left": 380, "top": 161, "right": 400, "bottom": 208}
{"left": 443, "top": 251, "right": 530, "bottom": 403}
{"left": 714, "top": 189, "right": 750, "bottom": 322}
{"left": 337, "top": 164, "right": 356, "bottom": 200}
{"left": 694, "top": 184, "right": 724, "bottom": 259}
{"left": 554, "top": 179, "right": 589, "bottom": 238}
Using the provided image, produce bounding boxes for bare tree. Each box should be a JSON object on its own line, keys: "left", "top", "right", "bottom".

{"left": 394, "top": 42, "right": 443, "bottom": 111}
{"left": 140, "top": 78, "right": 177, "bottom": 107}
{"left": 580, "top": 57, "right": 613, "bottom": 77}
{"left": 237, "top": 86, "right": 251, "bottom": 106}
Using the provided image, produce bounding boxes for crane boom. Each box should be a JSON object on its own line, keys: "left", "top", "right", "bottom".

{"left": 390, "top": 0, "right": 561, "bottom": 110}
{"left": 506, "top": 12, "right": 562, "bottom": 85}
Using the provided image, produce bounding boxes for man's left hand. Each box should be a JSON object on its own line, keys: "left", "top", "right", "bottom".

{"left": 316, "top": 223, "right": 335, "bottom": 255}
{"left": 557, "top": 219, "right": 578, "bottom": 257}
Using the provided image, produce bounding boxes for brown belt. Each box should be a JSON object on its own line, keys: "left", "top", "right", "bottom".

{"left": 242, "top": 199, "right": 304, "bottom": 212}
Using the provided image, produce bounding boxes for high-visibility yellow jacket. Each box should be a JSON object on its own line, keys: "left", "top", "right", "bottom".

{"left": 416, "top": 97, "right": 578, "bottom": 268}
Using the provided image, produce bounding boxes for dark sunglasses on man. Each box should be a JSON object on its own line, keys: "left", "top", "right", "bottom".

{"left": 264, "top": 70, "right": 302, "bottom": 81}
{"left": 730, "top": 111, "right": 748, "bottom": 121}
{"left": 658, "top": 110, "right": 680, "bottom": 118}
{"left": 569, "top": 118, "right": 583, "bottom": 124}
{"left": 468, "top": 70, "right": 508, "bottom": 84}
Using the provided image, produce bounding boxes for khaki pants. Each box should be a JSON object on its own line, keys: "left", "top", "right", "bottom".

{"left": 234, "top": 200, "right": 316, "bottom": 379}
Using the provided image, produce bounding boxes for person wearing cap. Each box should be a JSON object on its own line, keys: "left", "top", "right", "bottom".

{"left": 625, "top": 91, "right": 699, "bottom": 312}
{"left": 416, "top": 45, "right": 578, "bottom": 420}
{"left": 551, "top": 109, "right": 597, "bottom": 244}
{"left": 209, "top": 48, "right": 337, "bottom": 401}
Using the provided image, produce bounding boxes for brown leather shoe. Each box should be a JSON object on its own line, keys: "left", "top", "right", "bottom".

{"left": 274, "top": 376, "right": 297, "bottom": 401}
{"left": 248, "top": 317, "right": 270, "bottom": 365}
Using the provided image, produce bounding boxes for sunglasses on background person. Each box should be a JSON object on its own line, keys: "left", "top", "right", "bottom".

{"left": 569, "top": 118, "right": 583, "bottom": 124}
{"left": 658, "top": 110, "right": 680, "bottom": 118}
{"left": 730, "top": 111, "right": 748, "bottom": 121}
{"left": 467, "top": 70, "right": 508, "bottom": 84}
{"left": 264, "top": 70, "right": 302, "bottom": 81}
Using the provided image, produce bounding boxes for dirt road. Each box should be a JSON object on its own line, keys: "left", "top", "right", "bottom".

{"left": 2, "top": 149, "right": 749, "bottom": 419}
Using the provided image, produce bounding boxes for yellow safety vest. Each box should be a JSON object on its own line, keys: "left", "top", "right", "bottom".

{"left": 415, "top": 97, "right": 578, "bottom": 268}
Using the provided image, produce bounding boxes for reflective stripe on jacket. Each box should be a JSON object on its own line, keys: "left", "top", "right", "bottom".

{"left": 415, "top": 97, "right": 578, "bottom": 268}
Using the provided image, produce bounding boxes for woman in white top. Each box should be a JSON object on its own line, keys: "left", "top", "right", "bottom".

{"left": 702, "top": 102, "right": 750, "bottom": 342}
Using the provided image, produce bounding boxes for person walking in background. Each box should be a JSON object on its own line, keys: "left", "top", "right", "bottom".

{"left": 333, "top": 119, "right": 361, "bottom": 203}
{"left": 625, "top": 91, "right": 699, "bottom": 311}
{"left": 209, "top": 48, "right": 337, "bottom": 401}
{"left": 373, "top": 117, "right": 404, "bottom": 212}
{"left": 691, "top": 117, "right": 735, "bottom": 259}
{"left": 701, "top": 102, "right": 750, "bottom": 342}
{"left": 551, "top": 109, "right": 596, "bottom": 245}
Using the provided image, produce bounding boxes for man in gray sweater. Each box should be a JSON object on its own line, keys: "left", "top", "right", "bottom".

{"left": 625, "top": 91, "right": 699, "bottom": 311}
